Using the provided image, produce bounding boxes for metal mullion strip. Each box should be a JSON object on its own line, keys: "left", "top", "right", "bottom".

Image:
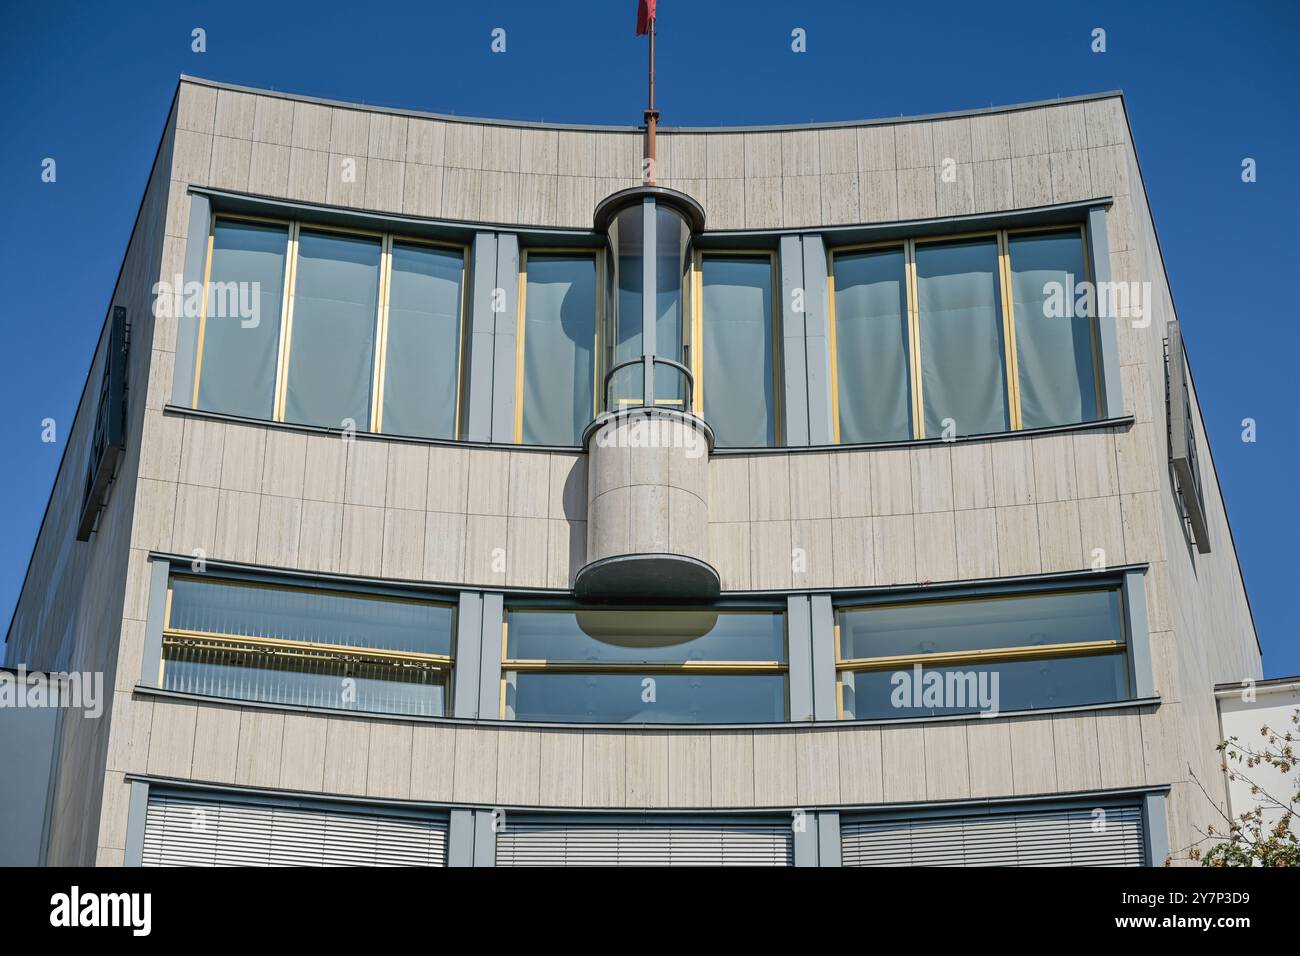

{"left": 162, "top": 627, "right": 454, "bottom": 667}
{"left": 768, "top": 249, "right": 784, "bottom": 446}
{"left": 593, "top": 248, "right": 605, "bottom": 419}
{"left": 836, "top": 638, "right": 1124, "bottom": 673}
{"left": 997, "top": 230, "right": 1022, "bottom": 430}
{"left": 498, "top": 659, "right": 787, "bottom": 674}
{"left": 692, "top": 249, "right": 704, "bottom": 415}
{"left": 1078, "top": 222, "right": 1106, "bottom": 417}
{"left": 454, "top": 246, "right": 470, "bottom": 439}
{"left": 371, "top": 233, "right": 393, "bottom": 434}
{"left": 826, "top": 249, "right": 840, "bottom": 443}
{"left": 272, "top": 221, "right": 300, "bottom": 422}
{"left": 514, "top": 252, "right": 528, "bottom": 443}
{"left": 190, "top": 225, "right": 216, "bottom": 407}
{"left": 904, "top": 238, "right": 924, "bottom": 439}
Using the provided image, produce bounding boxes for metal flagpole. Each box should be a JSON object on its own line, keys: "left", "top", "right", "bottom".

{"left": 644, "top": 16, "right": 658, "bottom": 185}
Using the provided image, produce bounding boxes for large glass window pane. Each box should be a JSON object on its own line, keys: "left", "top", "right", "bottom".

{"left": 504, "top": 609, "right": 787, "bottom": 723}
{"left": 521, "top": 254, "right": 598, "bottom": 445}
{"left": 163, "top": 577, "right": 454, "bottom": 717}
{"left": 196, "top": 220, "right": 288, "bottom": 419}
{"left": 838, "top": 588, "right": 1129, "bottom": 720}
{"left": 701, "top": 256, "right": 777, "bottom": 447}
{"left": 832, "top": 248, "right": 911, "bottom": 442}
{"left": 915, "top": 238, "right": 1009, "bottom": 437}
{"left": 609, "top": 204, "right": 644, "bottom": 405}
{"left": 1009, "top": 230, "right": 1099, "bottom": 429}
{"left": 509, "top": 673, "right": 786, "bottom": 723}
{"left": 843, "top": 655, "right": 1129, "bottom": 720}
{"left": 838, "top": 589, "right": 1125, "bottom": 660}
{"left": 284, "top": 230, "right": 381, "bottom": 429}
{"left": 606, "top": 205, "right": 690, "bottom": 406}
{"left": 381, "top": 242, "right": 464, "bottom": 439}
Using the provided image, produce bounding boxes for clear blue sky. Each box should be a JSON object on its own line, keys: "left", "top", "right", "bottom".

{"left": 1, "top": 1, "right": 1295, "bottom": 676}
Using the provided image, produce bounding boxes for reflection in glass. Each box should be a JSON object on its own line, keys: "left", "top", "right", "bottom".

{"left": 838, "top": 589, "right": 1125, "bottom": 660}
{"left": 916, "top": 238, "right": 1008, "bottom": 437}
{"left": 842, "top": 655, "right": 1128, "bottom": 720}
{"left": 701, "top": 256, "right": 777, "bottom": 447}
{"left": 284, "top": 230, "right": 381, "bottom": 429}
{"left": 168, "top": 577, "right": 455, "bottom": 655}
{"left": 832, "top": 248, "right": 911, "bottom": 443}
{"left": 163, "top": 577, "right": 454, "bottom": 717}
{"left": 382, "top": 243, "right": 464, "bottom": 439}
{"left": 1009, "top": 230, "right": 1098, "bottom": 429}
{"left": 504, "top": 609, "right": 787, "bottom": 723}
{"left": 605, "top": 203, "right": 691, "bottom": 406}
{"left": 521, "top": 254, "right": 598, "bottom": 445}
{"left": 507, "top": 672, "right": 785, "bottom": 723}
{"left": 197, "top": 220, "right": 288, "bottom": 419}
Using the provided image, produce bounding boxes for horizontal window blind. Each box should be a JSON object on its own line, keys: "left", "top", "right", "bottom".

{"left": 497, "top": 820, "right": 793, "bottom": 867}
{"left": 142, "top": 792, "right": 447, "bottom": 867}
{"left": 842, "top": 803, "right": 1144, "bottom": 867}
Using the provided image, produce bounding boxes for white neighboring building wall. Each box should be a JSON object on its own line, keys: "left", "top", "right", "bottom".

{"left": 1215, "top": 677, "right": 1300, "bottom": 835}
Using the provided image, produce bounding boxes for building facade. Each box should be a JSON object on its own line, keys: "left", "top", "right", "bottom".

{"left": 4, "top": 76, "right": 1261, "bottom": 866}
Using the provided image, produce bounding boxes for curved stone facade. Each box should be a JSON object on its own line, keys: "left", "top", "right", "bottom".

{"left": 2, "top": 76, "right": 1262, "bottom": 867}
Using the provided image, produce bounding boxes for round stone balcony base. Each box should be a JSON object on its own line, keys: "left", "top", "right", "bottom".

{"left": 574, "top": 553, "right": 721, "bottom": 603}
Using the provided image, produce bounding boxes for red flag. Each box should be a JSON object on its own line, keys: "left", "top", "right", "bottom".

{"left": 636, "top": 0, "right": 656, "bottom": 35}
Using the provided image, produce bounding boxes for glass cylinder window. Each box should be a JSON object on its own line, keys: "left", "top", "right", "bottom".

{"left": 1009, "top": 229, "right": 1099, "bottom": 429}
{"left": 700, "top": 255, "right": 778, "bottom": 447}
{"left": 832, "top": 247, "right": 911, "bottom": 443}
{"left": 604, "top": 203, "right": 691, "bottom": 407}
{"left": 915, "top": 237, "right": 1009, "bottom": 438}
{"left": 283, "top": 230, "right": 382, "bottom": 429}
{"left": 520, "top": 253, "right": 598, "bottom": 445}
{"left": 380, "top": 242, "right": 465, "bottom": 439}
{"left": 502, "top": 608, "right": 787, "bottom": 723}
{"left": 195, "top": 220, "right": 288, "bottom": 419}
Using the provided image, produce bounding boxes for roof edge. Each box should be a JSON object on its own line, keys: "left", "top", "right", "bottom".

{"left": 178, "top": 73, "right": 1125, "bottom": 134}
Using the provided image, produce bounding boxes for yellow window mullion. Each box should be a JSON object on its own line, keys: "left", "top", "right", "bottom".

{"left": 272, "top": 221, "right": 300, "bottom": 422}
{"left": 826, "top": 250, "right": 840, "bottom": 443}
{"left": 190, "top": 223, "right": 216, "bottom": 408}
{"left": 370, "top": 234, "right": 394, "bottom": 434}
{"left": 904, "top": 238, "right": 924, "bottom": 439}
{"left": 514, "top": 253, "right": 528, "bottom": 443}
{"left": 997, "top": 230, "right": 1022, "bottom": 431}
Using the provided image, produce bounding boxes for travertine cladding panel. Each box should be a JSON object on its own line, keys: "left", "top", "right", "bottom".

{"left": 106, "top": 696, "right": 1156, "bottom": 812}
{"left": 586, "top": 413, "right": 709, "bottom": 565}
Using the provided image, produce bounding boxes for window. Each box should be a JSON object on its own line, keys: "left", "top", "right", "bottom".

{"left": 189, "top": 216, "right": 467, "bottom": 439}
{"left": 283, "top": 229, "right": 382, "bottom": 429}
{"left": 605, "top": 205, "right": 691, "bottom": 408}
{"left": 830, "top": 246, "right": 911, "bottom": 443}
{"left": 379, "top": 241, "right": 466, "bottom": 439}
{"left": 841, "top": 800, "right": 1145, "bottom": 867}
{"left": 194, "top": 219, "right": 287, "bottom": 420}
{"left": 915, "top": 236, "right": 1010, "bottom": 437}
{"left": 160, "top": 575, "right": 455, "bottom": 716}
{"left": 836, "top": 587, "right": 1129, "bottom": 720}
{"left": 501, "top": 608, "right": 787, "bottom": 723}
{"left": 1008, "top": 229, "right": 1099, "bottom": 429}
{"left": 496, "top": 815, "right": 793, "bottom": 866}
{"left": 517, "top": 252, "right": 600, "bottom": 445}
{"left": 829, "top": 226, "right": 1101, "bottom": 442}
{"left": 142, "top": 790, "right": 448, "bottom": 867}
{"left": 694, "top": 253, "right": 780, "bottom": 448}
